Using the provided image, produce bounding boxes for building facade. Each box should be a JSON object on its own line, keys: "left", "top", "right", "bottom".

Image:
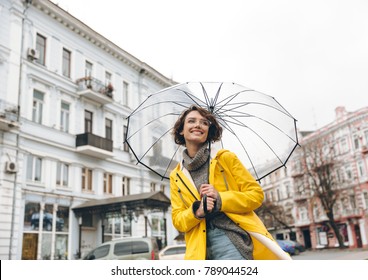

{"left": 0, "top": 0, "right": 178, "bottom": 260}
{"left": 260, "top": 106, "right": 368, "bottom": 250}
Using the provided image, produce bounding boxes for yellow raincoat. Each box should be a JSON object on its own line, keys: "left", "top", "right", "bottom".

{"left": 170, "top": 148, "right": 291, "bottom": 260}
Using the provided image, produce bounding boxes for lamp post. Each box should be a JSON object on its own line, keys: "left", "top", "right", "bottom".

{"left": 121, "top": 205, "right": 142, "bottom": 236}
{"left": 77, "top": 216, "right": 82, "bottom": 259}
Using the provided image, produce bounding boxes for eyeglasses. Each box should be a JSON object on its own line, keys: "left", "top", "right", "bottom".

{"left": 186, "top": 118, "right": 211, "bottom": 127}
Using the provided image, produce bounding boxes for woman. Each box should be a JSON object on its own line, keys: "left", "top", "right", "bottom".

{"left": 170, "top": 105, "right": 291, "bottom": 260}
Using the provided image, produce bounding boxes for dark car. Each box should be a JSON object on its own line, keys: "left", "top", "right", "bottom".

{"left": 288, "top": 240, "right": 305, "bottom": 253}
{"left": 31, "top": 212, "right": 64, "bottom": 231}
{"left": 276, "top": 239, "right": 296, "bottom": 255}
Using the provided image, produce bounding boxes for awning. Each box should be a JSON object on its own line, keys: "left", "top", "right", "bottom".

{"left": 72, "top": 191, "right": 171, "bottom": 216}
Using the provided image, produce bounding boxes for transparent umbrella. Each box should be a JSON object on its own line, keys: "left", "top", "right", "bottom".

{"left": 125, "top": 82, "right": 299, "bottom": 181}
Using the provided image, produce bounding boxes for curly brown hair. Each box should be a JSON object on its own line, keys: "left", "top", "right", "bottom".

{"left": 172, "top": 105, "right": 223, "bottom": 145}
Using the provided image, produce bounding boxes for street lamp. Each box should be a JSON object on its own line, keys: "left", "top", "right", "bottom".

{"left": 121, "top": 205, "right": 143, "bottom": 236}
{"left": 77, "top": 216, "right": 82, "bottom": 259}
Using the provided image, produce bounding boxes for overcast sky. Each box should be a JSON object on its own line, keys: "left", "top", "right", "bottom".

{"left": 51, "top": 0, "right": 368, "bottom": 131}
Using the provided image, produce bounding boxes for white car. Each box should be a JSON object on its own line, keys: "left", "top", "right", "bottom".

{"left": 159, "top": 244, "right": 186, "bottom": 260}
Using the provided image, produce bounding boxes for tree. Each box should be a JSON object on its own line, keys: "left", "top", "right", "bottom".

{"left": 299, "top": 137, "right": 346, "bottom": 248}
{"left": 256, "top": 200, "right": 294, "bottom": 233}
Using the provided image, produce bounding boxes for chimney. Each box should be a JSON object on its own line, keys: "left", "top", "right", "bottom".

{"left": 335, "top": 106, "right": 347, "bottom": 120}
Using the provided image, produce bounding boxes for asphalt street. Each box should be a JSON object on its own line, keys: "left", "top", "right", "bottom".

{"left": 291, "top": 248, "right": 368, "bottom": 260}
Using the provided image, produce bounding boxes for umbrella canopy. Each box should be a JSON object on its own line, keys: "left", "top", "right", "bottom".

{"left": 125, "top": 82, "right": 299, "bottom": 181}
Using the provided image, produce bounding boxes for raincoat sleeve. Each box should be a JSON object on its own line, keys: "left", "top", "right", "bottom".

{"left": 218, "top": 151, "right": 264, "bottom": 214}
{"left": 170, "top": 173, "right": 202, "bottom": 233}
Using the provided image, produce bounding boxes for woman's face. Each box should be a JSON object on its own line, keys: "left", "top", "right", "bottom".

{"left": 180, "top": 110, "right": 210, "bottom": 146}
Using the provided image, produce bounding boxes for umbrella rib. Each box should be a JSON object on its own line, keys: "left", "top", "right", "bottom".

{"left": 221, "top": 112, "right": 297, "bottom": 144}
{"left": 175, "top": 88, "right": 207, "bottom": 108}
{"left": 137, "top": 127, "right": 174, "bottom": 162}
{"left": 217, "top": 100, "right": 294, "bottom": 119}
{"left": 130, "top": 99, "right": 193, "bottom": 117}
{"left": 126, "top": 112, "right": 181, "bottom": 140}
{"left": 163, "top": 144, "right": 182, "bottom": 179}
{"left": 210, "top": 82, "right": 223, "bottom": 113}
{"left": 199, "top": 82, "right": 211, "bottom": 111}
{"left": 218, "top": 120, "right": 261, "bottom": 180}
{"left": 220, "top": 114, "right": 287, "bottom": 165}
{"left": 213, "top": 90, "right": 254, "bottom": 114}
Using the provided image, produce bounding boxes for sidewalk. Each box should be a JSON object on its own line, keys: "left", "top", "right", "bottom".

{"left": 292, "top": 248, "right": 368, "bottom": 260}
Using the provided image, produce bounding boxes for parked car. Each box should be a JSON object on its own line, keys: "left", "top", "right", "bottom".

{"left": 83, "top": 237, "right": 160, "bottom": 260}
{"left": 288, "top": 240, "right": 306, "bottom": 253}
{"left": 276, "top": 239, "right": 296, "bottom": 255}
{"left": 159, "top": 244, "right": 186, "bottom": 260}
{"left": 31, "top": 212, "right": 64, "bottom": 231}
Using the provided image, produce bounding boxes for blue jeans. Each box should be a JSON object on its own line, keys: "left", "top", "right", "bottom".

{"left": 206, "top": 227, "right": 246, "bottom": 260}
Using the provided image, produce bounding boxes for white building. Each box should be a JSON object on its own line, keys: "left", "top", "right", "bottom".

{"left": 0, "top": 0, "right": 178, "bottom": 260}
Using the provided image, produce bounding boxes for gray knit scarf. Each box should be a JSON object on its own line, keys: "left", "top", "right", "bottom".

{"left": 182, "top": 144, "right": 209, "bottom": 192}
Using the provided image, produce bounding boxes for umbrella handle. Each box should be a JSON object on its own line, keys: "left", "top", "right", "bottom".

{"left": 202, "top": 194, "right": 209, "bottom": 214}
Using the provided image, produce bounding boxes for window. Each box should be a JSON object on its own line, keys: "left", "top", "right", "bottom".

{"left": 152, "top": 137, "right": 162, "bottom": 155}
{"left": 82, "top": 168, "right": 93, "bottom": 191}
{"left": 62, "top": 48, "right": 71, "bottom": 78}
{"left": 56, "top": 162, "right": 69, "bottom": 187}
{"left": 364, "top": 130, "right": 368, "bottom": 146}
{"left": 60, "top": 101, "right": 70, "bottom": 132}
{"left": 299, "top": 207, "right": 308, "bottom": 221}
{"left": 340, "top": 138, "right": 348, "bottom": 154}
{"left": 122, "top": 81, "right": 129, "bottom": 106}
{"left": 353, "top": 136, "right": 360, "bottom": 150}
{"left": 105, "top": 71, "right": 112, "bottom": 86}
{"left": 22, "top": 202, "right": 70, "bottom": 260}
{"left": 105, "top": 118, "right": 112, "bottom": 140}
{"left": 364, "top": 192, "right": 368, "bottom": 209}
{"left": 276, "top": 188, "right": 280, "bottom": 201}
{"left": 88, "top": 245, "right": 110, "bottom": 259}
{"left": 285, "top": 184, "right": 292, "bottom": 198}
{"left": 123, "top": 125, "right": 129, "bottom": 152}
{"left": 313, "top": 203, "right": 320, "bottom": 219}
{"left": 81, "top": 213, "right": 93, "bottom": 227}
{"left": 150, "top": 182, "right": 156, "bottom": 192}
{"left": 84, "top": 110, "right": 93, "bottom": 133}
{"left": 122, "top": 176, "right": 130, "bottom": 196}
{"left": 349, "top": 194, "right": 356, "bottom": 209}
{"left": 36, "top": 33, "right": 46, "bottom": 65}
{"left": 85, "top": 60, "right": 93, "bottom": 77}
{"left": 104, "top": 173, "right": 113, "bottom": 194}
{"left": 345, "top": 165, "right": 353, "bottom": 181}
{"left": 27, "top": 155, "right": 42, "bottom": 182}
{"left": 32, "top": 90, "right": 44, "bottom": 124}
{"left": 358, "top": 161, "right": 366, "bottom": 177}
{"left": 160, "top": 184, "right": 166, "bottom": 192}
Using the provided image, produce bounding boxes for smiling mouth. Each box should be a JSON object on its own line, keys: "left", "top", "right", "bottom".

{"left": 191, "top": 130, "right": 203, "bottom": 134}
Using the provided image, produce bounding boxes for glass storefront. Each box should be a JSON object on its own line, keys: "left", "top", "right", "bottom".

{"left": 22, "top": 201, "right": 69, "bottom": 260}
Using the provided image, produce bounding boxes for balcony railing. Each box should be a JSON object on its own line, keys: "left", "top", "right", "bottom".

{"left": 0, "top": 100, "right": 20, "bottom": 131}
{"left": 76, "top": 76, "right": 113, "bottom": 104}
{"left": 76, "top": 132, "right": 113, "bottom": 158}
{"left": 334, "top": 208, "right": 362, "bottom": 219}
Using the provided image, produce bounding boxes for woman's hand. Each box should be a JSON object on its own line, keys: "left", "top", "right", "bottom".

{"left": 199, "top": 184, "right": 219, "bottom": 214}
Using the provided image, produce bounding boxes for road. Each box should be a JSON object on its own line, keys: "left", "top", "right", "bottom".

{"left": 291, "top": 248, "right": 368, "bottom": 260}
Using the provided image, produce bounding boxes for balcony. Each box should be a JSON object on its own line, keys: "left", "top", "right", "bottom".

{"left": 362, "top": 145, "right": 368, "bottom": 155}
{"left": 334, "top": 208, "right": 362, "bottom": 219}
{"left": 76, "top": 76, "right": 113, "bottom": 104}
{"left": 294, "top": 192, "right": 310, "bottom": 201}
{"left": 76, "top": 133, "right": 113, "bottom": 158}
{"left": 0, "top": 101, "right": 20, "bottom": 131}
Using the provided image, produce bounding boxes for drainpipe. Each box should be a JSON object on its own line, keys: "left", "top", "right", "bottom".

{"left": 9, "top": 0, "right": 32, "bottom": 260}
{"left": 137, "top": 66, "right": 146, "bottom": 193}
